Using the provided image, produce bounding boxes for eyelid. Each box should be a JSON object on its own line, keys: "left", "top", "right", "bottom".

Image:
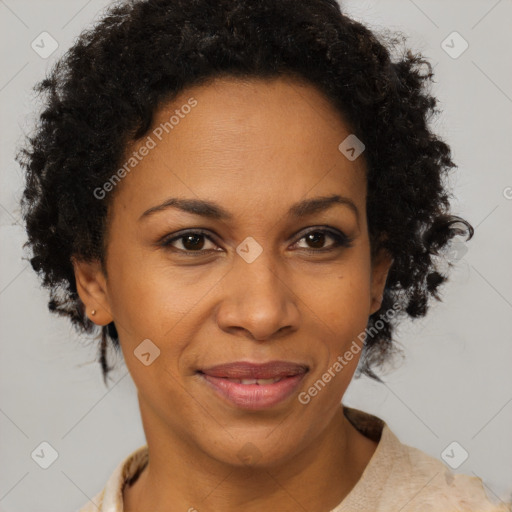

{"left": 159, "top": 229, "right": 219, "bottom": 249}
{"left": 291, "top": 226, "right": 353, "bottom": 249}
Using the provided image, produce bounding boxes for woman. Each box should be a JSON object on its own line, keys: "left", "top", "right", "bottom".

{"left": 17, "top": 0, "right": 509, "bottom": 510}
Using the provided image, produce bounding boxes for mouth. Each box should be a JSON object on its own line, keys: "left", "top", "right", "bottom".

{"left": 197, "top": 361, "right": 309, "bottom": 410}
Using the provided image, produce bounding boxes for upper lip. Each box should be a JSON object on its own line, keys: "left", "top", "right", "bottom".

{"left": 199, "top": 361, "right": 309, "bottom": 379}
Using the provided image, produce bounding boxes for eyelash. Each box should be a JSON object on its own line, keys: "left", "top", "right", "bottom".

{"left": 159, "top": 227, "right": 353, "bottom": 256}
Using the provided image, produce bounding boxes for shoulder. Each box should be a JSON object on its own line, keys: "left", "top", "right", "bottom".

{"left": 75, "top": 445, "right": 149, "bottom": 512}
{"left": 377, "top": 428, "right": 510, "bottom": 511}
{"left": 338, "top": 407, "right": 511, "bottom": 512}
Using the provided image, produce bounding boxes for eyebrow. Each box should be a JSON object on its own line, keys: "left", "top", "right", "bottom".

{"left": 139, "top": 194, "right": 359, "bottom": 224}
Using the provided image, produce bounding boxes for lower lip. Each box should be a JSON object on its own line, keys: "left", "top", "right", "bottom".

{"left": 199, "top": 373, "right": 306, "bottom": 410}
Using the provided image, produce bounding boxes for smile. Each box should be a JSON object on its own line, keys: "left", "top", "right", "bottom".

{"left": 198, "top": 361, "right": 308, "bottom": 410}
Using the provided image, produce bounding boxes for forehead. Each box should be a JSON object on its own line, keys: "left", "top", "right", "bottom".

{"left": 110, "top": 75, "right": 367, "bottom": 222}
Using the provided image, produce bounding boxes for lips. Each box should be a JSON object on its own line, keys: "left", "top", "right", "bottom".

{"left": 198, "top": 361, "right": 308, "bottom": 410}
{"left": 199, "top": 361, "right": 308, "bottom": 380}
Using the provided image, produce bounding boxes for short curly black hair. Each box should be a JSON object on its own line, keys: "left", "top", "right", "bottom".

{"left": 17, "top": 0, "right": 473, "bottom": 384}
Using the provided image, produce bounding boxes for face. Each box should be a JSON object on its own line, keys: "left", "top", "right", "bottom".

{"left": 74, "top": 76, "right": 392, "bottom": 468}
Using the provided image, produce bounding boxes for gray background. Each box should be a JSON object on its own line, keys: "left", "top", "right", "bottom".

{"left": 1, "top": 0, "right": 511, "bottom": 510}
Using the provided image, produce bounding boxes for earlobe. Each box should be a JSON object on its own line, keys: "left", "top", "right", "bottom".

{"left": 370, "top": 248, "right": 394, "bottom": 315}
{"left": 71, "top": 256, "right": 113, "bottom": 325}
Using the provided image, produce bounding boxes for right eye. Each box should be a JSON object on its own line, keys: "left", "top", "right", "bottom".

{"left": 160, "top": 230, "right": 221, "bottom": 255}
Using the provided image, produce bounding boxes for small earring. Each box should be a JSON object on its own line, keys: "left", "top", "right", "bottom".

{"left": 91, "top": 309, "right": 96, "bottom": 316}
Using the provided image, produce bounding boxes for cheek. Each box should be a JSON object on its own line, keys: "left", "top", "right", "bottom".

{"left": 301, "top": 286, "right": 369, "bottom": 411}
{"left": 105, "top": 250, "right": 197, "bottom": 340}
{"left": 107, "top": 259, "right": 210, "bottom": 391}
{"left": 301, "top": 257, "right": 372, "bottom": 327}
{"left": 301, "top": 259, "right": 372, "bottom": 375}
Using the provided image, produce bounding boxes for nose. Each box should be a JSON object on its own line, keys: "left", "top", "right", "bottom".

{"left": 215, "top": 248, "right": 301, "bottom": 341}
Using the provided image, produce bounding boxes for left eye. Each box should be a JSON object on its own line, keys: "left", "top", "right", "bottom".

{"left": 293, "top": 229, "right": 352, "bottom": 251}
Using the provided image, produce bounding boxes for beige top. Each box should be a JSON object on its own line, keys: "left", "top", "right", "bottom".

{"left": 77, "top": 407, "right": 510, "bottom": 512}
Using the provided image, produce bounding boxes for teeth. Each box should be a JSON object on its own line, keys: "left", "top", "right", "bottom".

{"left": 256, "top": 378, "right": 280, "bottom": 385}
{"left": 240, "top": 379, "right": 258, "bottom": 385}
{"left": 234, "top": 377, "right": 282, "bottom": 385}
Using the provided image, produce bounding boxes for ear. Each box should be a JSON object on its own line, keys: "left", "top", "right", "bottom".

{"left": 369, "top": 247, "right": 394, "bottom": 315}
{"left": 71, "top": 256, "right": 113, "bottom": 326}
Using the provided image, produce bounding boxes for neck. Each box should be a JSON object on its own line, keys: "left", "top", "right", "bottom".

{"left": 124, "top": 405, "right": 378, "bottom": 512}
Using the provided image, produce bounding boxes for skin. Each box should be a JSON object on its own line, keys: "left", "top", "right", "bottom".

{"left": 73, "top": 75, "right": 393, "bottom": 512}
